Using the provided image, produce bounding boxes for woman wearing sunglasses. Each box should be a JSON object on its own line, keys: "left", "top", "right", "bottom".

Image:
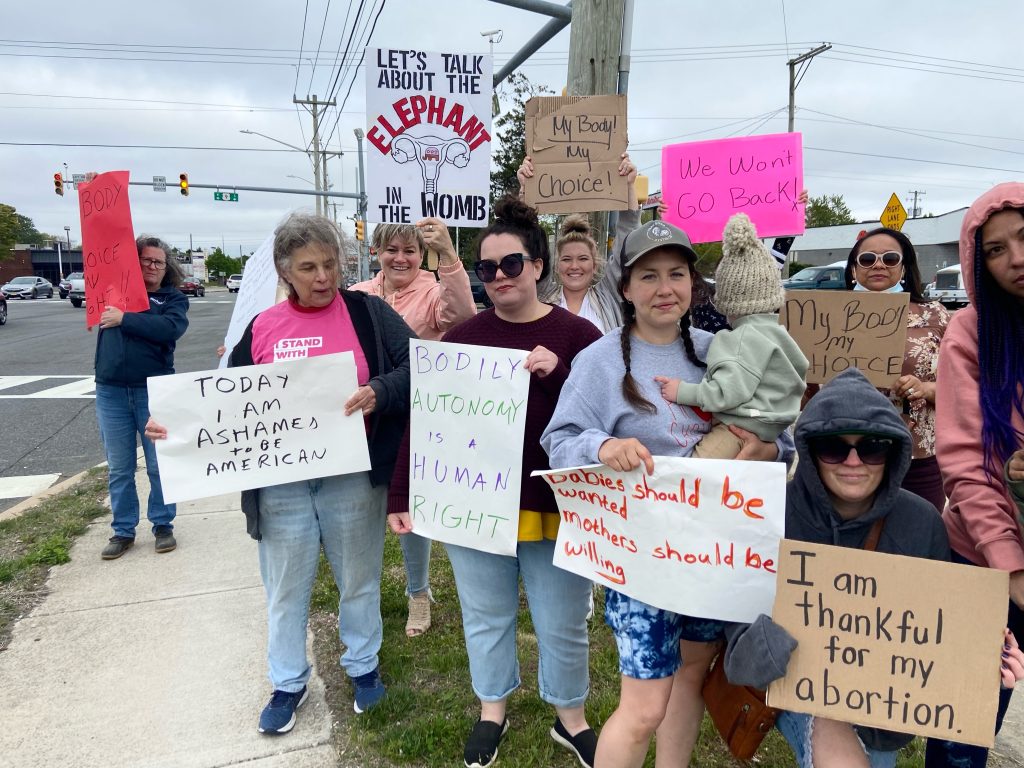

{"left": 388, "top": 196, "right": 604, "bottom": 768}
{"left": 724, "top": 367, "right": 952, "bottom": 768}
{"left": 842, "top": 228, "right": 951, "bottom": 513}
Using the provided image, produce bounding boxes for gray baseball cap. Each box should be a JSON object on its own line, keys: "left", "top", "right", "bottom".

{"left": 621, "top": 220, "right": 698, "bottom": 268}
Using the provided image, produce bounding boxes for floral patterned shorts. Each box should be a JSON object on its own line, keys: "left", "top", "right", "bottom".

{"left": 604, "top": 588, "right": 724, "bottom": 679}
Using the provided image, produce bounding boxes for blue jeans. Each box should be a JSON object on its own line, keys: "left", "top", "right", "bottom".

{"left": 257, "top": 472, "right": 386, "bottom": 691}
{"left": 444, "top": 538, "right": 591, "bottom": 707}
{"left": 400, "top": 532, "right": 431, "bottom": 596}
{"left": 95, "top": 383, "right": 175, "bottom": 538}
{"left": 776, "top": 710, "right": 897, "bottom": 768}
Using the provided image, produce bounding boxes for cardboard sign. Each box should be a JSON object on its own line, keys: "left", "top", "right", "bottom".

{"left": 535, "top": 457, "right": 786, "bottom": 623}
{"left": 768, "top": 541, "right": 1007, "bottom": 747}
{"left": 409, "top": 339, "right": 529, "bottom": 556}
{"left": 76, "top": 170, "right": 149, "bottom": 327}
{"left": 148, "top": 352, "right": 371, "bottom": 503}
{"left": 220, "top": 233, "right": 282, "bottom": 368}
{"left": 522, "top": 94, "right": 630, "bottom": 214}
{"left": 780, "top": 290, "right": 910, "bottom": 388}
{"left": 661, "top": 133, "right": 805, "bottom": 244}
{"left": 365, "top": 47, "right": 493, "bottom": 227}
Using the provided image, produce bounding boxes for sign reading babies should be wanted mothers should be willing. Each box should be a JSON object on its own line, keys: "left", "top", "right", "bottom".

{"left": 536, "top": 457, "right": 787, "bottom": 623}
{"left": 148, "top": 352, "right": 371, "bottom": 503}
{"left": 408, "top": 339, "right": 530, "bottom": 557}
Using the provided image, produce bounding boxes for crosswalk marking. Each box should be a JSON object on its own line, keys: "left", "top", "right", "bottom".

{"left": 0, "top": 473, "right": 61, "bottom": 500}
{"left": 0, "top": 375, "right": 96, "bottom": 399}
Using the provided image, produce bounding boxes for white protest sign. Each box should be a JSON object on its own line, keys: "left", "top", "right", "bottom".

{"left": 220, "top": 233, "right": 282, "bottom": 368}
{"left": 535, "top": 457, "right": 786, "bottom": 623}
{"left": 366, "top": 47, "right": 492, "bottom": 227}
{"left": 409, "top": 339, "right": 529, "bottom": 556}
{"left": 148, "top": 352, "right": 370, "bottom": 503}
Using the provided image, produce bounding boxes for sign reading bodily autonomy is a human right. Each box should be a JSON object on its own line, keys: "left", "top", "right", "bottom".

{"left": 408, "top": 339, "right": 530, "bottom": 556}
{"left": 366, "top": 47, "right": 493, "bottom": 227}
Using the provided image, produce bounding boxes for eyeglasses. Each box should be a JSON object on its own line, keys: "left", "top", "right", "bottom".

{"left": 809, "top": 435, "right": 895, "bottom": 466}
{"left": 474, "top": 253, "right": 526, "bottom": 283}
{"left": 140, "top": 258, "right": 167, "bottom": 269}
{"left": 855, "top": 251, "right": 903, "bottom": 269}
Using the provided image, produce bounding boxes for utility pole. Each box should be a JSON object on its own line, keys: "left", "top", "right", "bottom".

{"left": 908, "top": 189, "right": 927, "bottom": 218}
{"left": 293, "top": 94, "right": 337, "bottom": 216}
{"left": 353, "top": 128, "right": 369, "bottom": 282}
{"left": 787, "top": 43, "right": 832, "bottom": 132}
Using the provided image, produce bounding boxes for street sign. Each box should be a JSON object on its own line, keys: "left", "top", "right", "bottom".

{"left": 153, "top": 175, "right": 167, "bottom": 192}
{"left": 71, "top": 173, "right": 86, "bottom": 190}
{"left": 880, "top": 192, "right": 908, "bottom": 231}
{"left": 214, "top": 192, "right": 239, "bottom": 202}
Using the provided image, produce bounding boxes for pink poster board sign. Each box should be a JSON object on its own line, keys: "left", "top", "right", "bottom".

{"left": 661, "top": 132, "right": 805, "bottom": 244}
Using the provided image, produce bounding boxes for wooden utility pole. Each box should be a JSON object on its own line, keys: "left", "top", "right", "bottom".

{"left": 293, "top": 94, "right": 337, "bottom": 216}
{"left": 787, "top": 44, "right": 831, "bottom": 132}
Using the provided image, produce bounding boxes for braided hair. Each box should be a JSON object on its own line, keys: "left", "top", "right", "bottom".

{"left": 973, "top": 211, "right": 1024, "bottom": 478}
{"left": 474, "top": 196, "right": 551, "bottom": 281}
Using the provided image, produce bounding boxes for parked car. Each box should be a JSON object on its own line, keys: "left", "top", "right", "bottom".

{"left": 930, "top": 263, "right": 967, "bottom": 308}
{"left": 468, "top": 273, "right": 493, "bottom": 308}
{"left": 181, "top": 276, "right": 206, "bottom": 297}
{"left": 68, "top": 272, "right": 86, "bottom": 308}
{"left": 226, "top": 274, "right": 243, "bottom": 293}
{"left": 1, "top": 275, "right": 54, "bottom": 299}
{"left": 59, "top": 276, "right": 72, "bottom": 299}
{"left": 782, "top": 261, "right": 848, "bottom": 291}
{"left": 0, "top": 292, "right": 7, "bottom": 326}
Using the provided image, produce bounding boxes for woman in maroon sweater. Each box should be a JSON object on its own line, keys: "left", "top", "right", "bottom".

{"left": 389, "top": 197, "right": 602, "bottom": 768}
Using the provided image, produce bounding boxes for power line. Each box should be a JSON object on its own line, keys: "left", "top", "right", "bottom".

{"left": 0, "top": 141, "right": 306, "bottom": 152}
{"left": 323, "top": 0, "right": 387, "bottom": 148}
{"left": 306, "top": 0, "right": 333, "bottom": 94}
{"left": 804, "top": 146, "right": 1024, "bottom": 175}
{"left": 294, "top": 0, "right": 309, "bottom": 92}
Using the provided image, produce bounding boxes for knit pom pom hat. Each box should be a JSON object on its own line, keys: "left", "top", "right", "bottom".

{"left": 714, "top": 213, "right": 785, "bottom": 318}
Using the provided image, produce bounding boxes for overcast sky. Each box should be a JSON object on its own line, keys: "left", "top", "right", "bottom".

{"left": 3, "top": 0, "right": 1023, "bottom": 256}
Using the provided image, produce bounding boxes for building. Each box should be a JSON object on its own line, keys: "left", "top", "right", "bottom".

{"left": 1, "top": 244, "right": 83, "bottom": 286}
{"left": 789, "top": 208, "right": 965, "bottom": 283}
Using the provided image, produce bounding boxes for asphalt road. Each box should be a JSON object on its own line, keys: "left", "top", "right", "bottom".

{"left": 0, "top": 290, "right": 236, "bottom": 513}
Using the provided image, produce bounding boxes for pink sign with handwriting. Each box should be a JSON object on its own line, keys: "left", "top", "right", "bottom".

{"left": 661, "top": 132, "right": 805, "bottom": 244}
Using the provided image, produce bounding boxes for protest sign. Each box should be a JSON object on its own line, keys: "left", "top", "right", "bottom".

{"left": 76, "top": 170, "right": 149, "bottom": 327}
{"left": 366, "top": 48, "right": 492, "bottom": 227}
{"left": 148, "top": 352, "right": 370, "bottom": 503}
{"left": 408, "top": 339, "right": 529, "bottom": 556}
{"left": 522, "top": 94, "right": 630, "bottom": 214}
{"left": 219, "top": 233, "right": 282, "bottom": 368}
{"left": 780, "top": 290, "right": 910, "bottom": 388}
{"left": 535, "top": 457, "right": 786, "bottom": 623}
{"left": 768, "top": 541, "right": 1007, "bottom": 747}
{"left": 661, "top": 133, "right": 805, "bottom": 244}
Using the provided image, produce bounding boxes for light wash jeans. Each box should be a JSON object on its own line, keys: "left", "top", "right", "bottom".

{"left": 444, "top": 538, "right": 591, "bottom": 707}
{"left": 95, "top": 383, "right": 175, "bottom": 539}
{"left": 400, "top": 532, "right": 431, "bottom": 596}
{"left": 257, "top": 471, "right": 386, "bottom": 691}
{"left": 776, "top": 710, "right": 898, "bottom": 768}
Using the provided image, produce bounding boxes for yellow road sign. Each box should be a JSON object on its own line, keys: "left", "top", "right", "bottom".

{"left": 880, "top": 193, "right": 908, "bottom": 231}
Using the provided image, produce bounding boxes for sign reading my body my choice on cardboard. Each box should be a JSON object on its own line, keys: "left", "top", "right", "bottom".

{"left": 76, "top": 170, "right": 149, "bottom": 328}
{"left": 662, "top": 132, "right": 805, "bottom": 244}
{"left": 768, "top": 541, "right": 1008, "bottom": 747}
{"left": 147, "top": 352, "right": 371, "bottom": 503}
{"left": 535, "top": 457, "right": 786, "bottom": 623}
{"left": 409, "top": 339, "right": 530, "bottom": 557}
{"left": 522, "top": 94, "right": 630, "bottom": 214}
{"left": 366, "top": 47, "right": 493, "bottom": 227}
{"left": 780, "top": 290, "right": 910, "bottom": 388}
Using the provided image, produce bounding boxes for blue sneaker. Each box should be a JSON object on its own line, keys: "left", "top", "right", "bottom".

{"left": 258, "top": 687, "right": 308, "bottom": 734}
{"left": 352, "top": 666, "right": 386, "bottom": 713}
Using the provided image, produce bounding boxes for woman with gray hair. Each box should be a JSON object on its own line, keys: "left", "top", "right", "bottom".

{"left": 146, "top": 212, "right": 414, "bottom": 734}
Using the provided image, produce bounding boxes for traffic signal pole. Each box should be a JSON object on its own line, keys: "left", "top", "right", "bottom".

{"left": 116, "top": 180, "right": 364, "bottom": 200}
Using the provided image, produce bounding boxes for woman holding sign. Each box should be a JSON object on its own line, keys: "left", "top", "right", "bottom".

{"left": 928, "top": 183, "right": 1024, "bottom": 767}
{"left": 842, "top": 228, "right": 951, "bottom": 513}
{"left": 542, "top": 219, "right": 792, "bottom": 768}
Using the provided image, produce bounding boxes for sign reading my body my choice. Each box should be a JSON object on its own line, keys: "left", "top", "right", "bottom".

{"left": 409, "top": 339, "right": 530, "bottom": 557}
{"left": 366, "top": 47, "right": 493, "bottom": 227}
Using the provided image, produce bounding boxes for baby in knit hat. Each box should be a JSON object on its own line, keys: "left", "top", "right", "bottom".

{"left": 654, "top": 213, "right": 809, "bottom": 458}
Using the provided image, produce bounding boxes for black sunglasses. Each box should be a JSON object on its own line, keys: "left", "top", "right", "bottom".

{"left": 808, "top": 435, "right": 895, "bottom": 466}
{"left": 474, "top": 253, "right": 526, "bottom": 283}
{"left": 855, "top": 250, "right": 903, "bottom": 269}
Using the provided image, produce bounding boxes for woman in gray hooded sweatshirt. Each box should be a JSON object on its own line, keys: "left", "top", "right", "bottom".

{"left": 724, "top": 367, "right": 949, "bottom": 767}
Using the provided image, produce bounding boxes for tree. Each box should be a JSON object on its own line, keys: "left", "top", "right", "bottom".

{"left": 805, "top": 194, "right": 856, "bottom": 228}
{"left": 0, "top": 204, "right": 49, "bottom": 261}
{"left": 205, "top": 248, "right": 241, "bottom": 278}
{"left": 489, "top": 73, "right": 552, "bottom": 205}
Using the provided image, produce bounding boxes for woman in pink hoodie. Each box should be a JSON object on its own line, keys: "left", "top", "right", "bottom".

{"left": 928, "top": 182, "right": 1024, "bottom": 767}
{"left": 350, "top": 217, "right": 476, "bottom": 637}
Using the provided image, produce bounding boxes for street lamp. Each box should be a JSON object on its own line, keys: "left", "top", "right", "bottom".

{"left": 286, "top": 174, "right": 315, "bottom": 187}
{"left": 64, "top": 226, "right": 71, "bottom": 250}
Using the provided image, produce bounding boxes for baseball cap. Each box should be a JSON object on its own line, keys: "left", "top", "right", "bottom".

{"left": 621, "top": 220, "right": 698, "bottom": 268}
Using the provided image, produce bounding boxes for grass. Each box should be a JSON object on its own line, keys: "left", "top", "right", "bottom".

{"left": 309, "top": 531, "right": 934, "bottom": 767}
{"left": 0, "top": 468, "right": 110, "bottom": 649}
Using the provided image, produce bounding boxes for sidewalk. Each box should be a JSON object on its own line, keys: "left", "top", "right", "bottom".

{"left": 0, "top": 464, "right": 338, "bottom": 768}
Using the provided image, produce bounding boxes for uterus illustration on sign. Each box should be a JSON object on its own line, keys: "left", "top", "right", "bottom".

{"left": 391, "top": 134, "right": 471, "bottom": 194}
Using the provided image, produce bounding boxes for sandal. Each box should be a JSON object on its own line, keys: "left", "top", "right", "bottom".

{"left": 406, "top": 592, "right": 432, "bottom": 637}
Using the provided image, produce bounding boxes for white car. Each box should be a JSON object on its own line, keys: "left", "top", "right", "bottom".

{"left": 226, "top": 274, "right": 243, "bottom": 293}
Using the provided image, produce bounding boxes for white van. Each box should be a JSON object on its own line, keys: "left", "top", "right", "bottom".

{"left": 929, "top": 264, "right": 967, "bottom": 308}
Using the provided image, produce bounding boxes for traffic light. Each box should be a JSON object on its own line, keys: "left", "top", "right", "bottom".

{"left": 54, "top": 173, "right": 64, "bottom": 196}
{"left": 179, "top": 173, "right": 189, "bottom": 196}
{"left": 355, "top": 219, "right": 365, "bottom": 242}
